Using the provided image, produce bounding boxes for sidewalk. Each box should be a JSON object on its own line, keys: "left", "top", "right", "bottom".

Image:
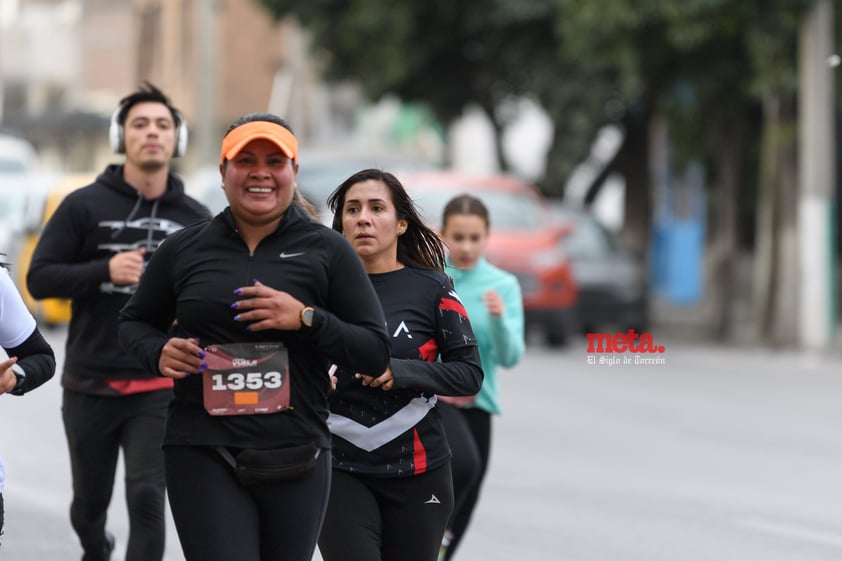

{"left": 650, "top": 295, "right": 842, "bottom": 358}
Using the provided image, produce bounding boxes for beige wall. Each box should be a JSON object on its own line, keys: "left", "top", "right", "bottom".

{"left": 214, "top": 0, "right": 289, "bottom": 122}
{"left": 10, "top": 0, "right": 323, "bottom": 171}
{"left": 77, "top": 0, "right": 290, "bottom": 117}
{"left": 79, "top": 5, "right": 136, "bottom": 104}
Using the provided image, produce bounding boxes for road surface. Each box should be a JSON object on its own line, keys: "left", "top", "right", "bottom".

{"left": 0, "top": 328, "right": 840, "bottom": 561}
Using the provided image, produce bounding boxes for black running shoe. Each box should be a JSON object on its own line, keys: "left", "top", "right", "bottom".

{"left": 81, "top": 531, "right": 115, "bottom": 561}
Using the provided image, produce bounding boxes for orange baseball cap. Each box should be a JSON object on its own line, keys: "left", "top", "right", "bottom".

{"left": 220, "top": 121, "right": 298, "bottom": 164}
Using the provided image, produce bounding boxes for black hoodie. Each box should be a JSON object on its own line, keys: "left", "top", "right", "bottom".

{"left": 27, "top": 164, "right": 211, "bottom": 393}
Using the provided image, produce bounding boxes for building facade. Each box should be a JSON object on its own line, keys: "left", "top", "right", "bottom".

{"left": 0, "top": 0, "right": 332, "bottom": 171}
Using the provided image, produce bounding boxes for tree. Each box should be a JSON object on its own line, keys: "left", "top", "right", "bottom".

{"left": 746, "top": 2, "right": 812, "bottom": 346}
{"left": 555, "top": 0, "right": 813, "bottom": 344}
{"left": 256, "top": 0, "right": 826, "bottom": 345}
{"left": 256, "top": 0, "right": 590, "bottom": 180}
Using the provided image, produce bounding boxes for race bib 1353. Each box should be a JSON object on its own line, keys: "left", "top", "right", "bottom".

{"left": 201, "top": 342, "right": 291, "bottom": 416}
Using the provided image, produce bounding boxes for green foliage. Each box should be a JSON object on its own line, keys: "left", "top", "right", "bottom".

{"left": 255, "top": 0, "right": 823, "bottom": 197}
{"left": 257, "top": 0, "right": 566, "bottom": 121}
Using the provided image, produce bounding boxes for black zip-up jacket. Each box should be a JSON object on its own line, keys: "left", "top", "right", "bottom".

{"left": 26, "top": 164, "right": 211, "bottom": 392}
{"left": 117, "top": 205, "right": 391, "bottom": 450}
{"left": 328, "top": 267, "right": 483, "bottom": 477}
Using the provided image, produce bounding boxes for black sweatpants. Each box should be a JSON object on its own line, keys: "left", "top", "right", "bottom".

{"left": 318, "top": 463, "right": 454, "bottom": 561}
{"left": 438, "top": 404, "right": 492, "bottom": 560}
{"left": 62, "top": 388, "right": 170, "bottom": 561}
{"left": 164, "top": 444, "right": 331, "bottom": 561}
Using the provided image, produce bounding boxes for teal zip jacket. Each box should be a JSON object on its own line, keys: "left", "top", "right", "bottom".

{"left": 446, "top": 257, "right": 525, "bottom": 414}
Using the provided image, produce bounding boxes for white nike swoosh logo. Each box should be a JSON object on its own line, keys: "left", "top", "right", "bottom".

{"left": 280, "top": 252, "right": 304, "bottom": 259}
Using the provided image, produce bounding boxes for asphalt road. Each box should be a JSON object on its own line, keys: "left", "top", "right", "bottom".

{"left": 1, "top": 327, "right": 840, "bottom": 561}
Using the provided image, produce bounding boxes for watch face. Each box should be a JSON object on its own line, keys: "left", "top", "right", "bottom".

{"left": 302, "top": 308, "right": 315, "bottom": 327}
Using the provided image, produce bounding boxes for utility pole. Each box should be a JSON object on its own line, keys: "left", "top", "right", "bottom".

{"left": 161, "top": 0, "right": 185, "bottom": 101}
{"left": 798, "top": 0, "right": 837, "bottom": 350}
{"left": 195, "top": 0, "right": 216, "bottom": 166}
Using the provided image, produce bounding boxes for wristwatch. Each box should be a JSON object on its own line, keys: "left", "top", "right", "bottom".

{"left": 300, "top": 306, "right": 315, "bottom": 329}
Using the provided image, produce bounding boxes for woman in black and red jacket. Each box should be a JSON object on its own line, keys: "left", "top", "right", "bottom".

{"left": 318, "top": 169, "right": 483, "bottom": 561}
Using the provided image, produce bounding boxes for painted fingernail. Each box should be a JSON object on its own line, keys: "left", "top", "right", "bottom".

{"left": 184, "top": 372, "right": 191, "bottom": 377}
{"left": 233, "top": 288, "right": 242, "bottom": 295}
{"left": 234, "top": 314, "right": 241, "bottom": 321}
{"left": 252, "top": 279, "right": 261, "bottom": 285}
{"left": 200, "top": 362, "right": 208, "bottom": 370}
{"left": 230, "top": 302, "right": 238, "bottom": 309}
{"left": 198, "top": 350, "right": 206, "bottom": 358}
{"left": 246, "top": 325, "right": 252, "bottom": 331}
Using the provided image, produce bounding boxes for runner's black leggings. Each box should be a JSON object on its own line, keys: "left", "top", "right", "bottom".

{"left": 438, "top": 404, "right": 492, "bottom": 560}
{"left": 63, "top": 389, "right": 170, "bottom": 561}
{"left": 318, "top": 463, "right": 454, "bottom": 561}
{"left": 164, "top": 444, "right": 331, "bottom": 561}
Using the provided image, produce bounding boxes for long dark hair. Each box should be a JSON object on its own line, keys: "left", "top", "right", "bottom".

{"left": 327, "top": 169, "right": 446, "bottom": 273}
{"left": 221, "top": 112, "right": 318, "bottom": 220}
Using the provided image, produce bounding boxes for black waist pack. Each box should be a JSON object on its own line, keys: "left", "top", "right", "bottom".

{"left": 216, "top": 442, "right": 320, "bottom": 486}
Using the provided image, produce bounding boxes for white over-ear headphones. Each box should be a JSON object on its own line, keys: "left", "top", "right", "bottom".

{"left": 108, "top": 103, "right": 189, "bottom": 157}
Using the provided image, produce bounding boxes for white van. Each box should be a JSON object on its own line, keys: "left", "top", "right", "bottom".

{"left": 0, "top": 134, "right": 37, "bottom": 173}
{"left": 0, "top": 134, "right": 41, "bottom": 272}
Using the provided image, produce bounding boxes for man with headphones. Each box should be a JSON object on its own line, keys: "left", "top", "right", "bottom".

{"left": 27, "top": 82, "right": 210, "bottom": 561}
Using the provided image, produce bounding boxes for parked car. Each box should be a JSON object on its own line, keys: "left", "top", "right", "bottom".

{"left": 185, "top": 149, "right": 437, "bottom": 225}
{"left": 549, "top": 203, "right": 648, "bottom": 334}
{"left": 295, "top": 149, "right": 438, "bottom": 224}
{"left": 16, "top": 173, "right": 95, "bottom": 327}
{"left": 401, "top": 171, "right": 578, "bottom": 347}
{"left": 0, "top": 134, "right": 42, "bottom": 272}
{"left": 0, "top": 134, "right": 37, "bottom": 174}
{"left": 0, "top": 180, "right": 32, "bottom": 265}
{"left": 184, "top": 165, "right": 226, "bottom": 215}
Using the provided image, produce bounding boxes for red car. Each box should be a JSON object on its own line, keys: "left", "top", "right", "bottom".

{"left": 401, "top": 171, "right": 578, "bottom": 347}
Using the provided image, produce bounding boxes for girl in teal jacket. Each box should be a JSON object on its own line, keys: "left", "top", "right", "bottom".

{"left": 437, "top": 194, "right": 525, "bottom": 560}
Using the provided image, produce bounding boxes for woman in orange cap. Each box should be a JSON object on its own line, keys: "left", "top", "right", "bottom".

{"left": 118, "top": 113, "right": 390, "bottom": 561}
